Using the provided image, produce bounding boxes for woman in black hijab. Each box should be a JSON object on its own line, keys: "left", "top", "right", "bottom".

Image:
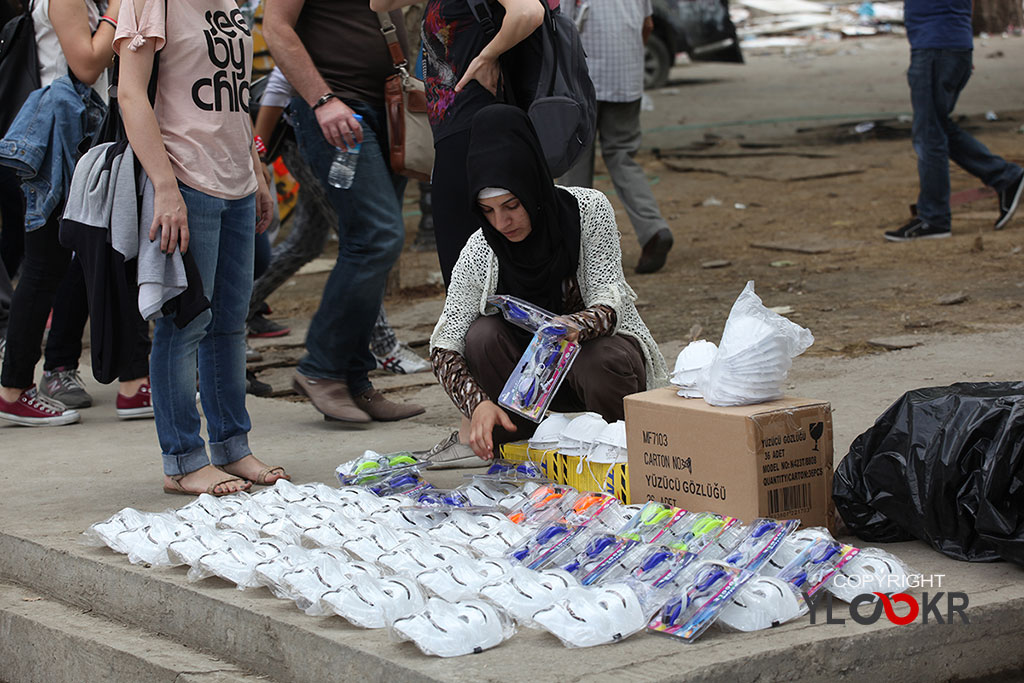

{"left": 426, "top": 105, "right": 668, "bottom": 465}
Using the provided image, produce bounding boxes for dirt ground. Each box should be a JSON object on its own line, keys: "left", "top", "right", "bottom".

{"left": 262, "top": 112, "right": 1024, "bottom": 371}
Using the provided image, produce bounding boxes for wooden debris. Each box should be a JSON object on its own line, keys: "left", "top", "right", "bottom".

{"left": 935, "top": 292, "right": 969, "bottom": 306}
{"left": 753, "top": 241, "right": 831, "bottom": 254}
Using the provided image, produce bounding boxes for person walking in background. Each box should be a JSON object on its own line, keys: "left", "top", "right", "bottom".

{"left": 116, "top": 0, "right": 288, "bottom": 495}
{"left": 263, "top": 0, "right": 425, "bottom": 423}
{"left": 884, "top": 0, "right": 1023, "bottom": 241}
{"left": 561, "top": 0, "right": 674, "bottom": 275}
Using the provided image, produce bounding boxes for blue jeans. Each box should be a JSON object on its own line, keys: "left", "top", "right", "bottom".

{"left": 152, "top": 184, "right": 255, "bottom": 476}
{"left": 289, "top": 98, "right": 406, "bottom": 395}
{"left": 909, "top": 48, "right": 1023, "bottom": 229}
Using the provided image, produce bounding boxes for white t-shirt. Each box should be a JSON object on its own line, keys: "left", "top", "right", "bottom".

{"left": 33, "top": 0, "right": 109, "bottom": 99}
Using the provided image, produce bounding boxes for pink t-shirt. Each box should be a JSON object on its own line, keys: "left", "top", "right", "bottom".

{"left": 114, "top": 0, "right": 257, "bottom": 200}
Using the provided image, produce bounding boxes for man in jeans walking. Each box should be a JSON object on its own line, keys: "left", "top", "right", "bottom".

{"left": 264, "top": 0, "right": 424, "bottom": 423}
{"left": 885, "top": 0, "right": 1024, "bottom": 241}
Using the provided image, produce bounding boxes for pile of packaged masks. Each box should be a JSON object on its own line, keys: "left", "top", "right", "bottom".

{"left": 85, "top": 460, "right": 914, "bottom": 656}
{"left": 670, "top": 281, "right": 814, "bottom": 406}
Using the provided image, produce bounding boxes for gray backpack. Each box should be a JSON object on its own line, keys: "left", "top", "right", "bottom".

{"left": 469, "top": 0, "right": 596, "bottom": 177}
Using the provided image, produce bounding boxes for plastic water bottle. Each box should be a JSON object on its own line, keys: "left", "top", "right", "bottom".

{"left": 327, "top": 113, "right": 363, "bottom": 189}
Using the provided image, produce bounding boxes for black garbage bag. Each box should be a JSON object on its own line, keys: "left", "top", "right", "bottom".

{"left": 833, "top": 382, "right": 1024, "bottom": 565}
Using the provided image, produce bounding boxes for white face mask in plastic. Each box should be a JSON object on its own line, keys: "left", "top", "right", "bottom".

{"left": 478, "top": 566, "right": 578, "bottom": 623}
{"left": 829, "top": 548, "right": 913, "bottom": 602}
{"left": 532, "top": 583, "right": 646, "bottom": 647}
{"left": 116, "top": 515, "right": 201, "bottom": 566}
{"left": 376, "top": 540, "right": 470, "bottom": 575}
{"left": 429, "top": 511, "right": 511, "bottom": 546}
{"left": 280, "top": 556, "right": 380, "bottom": 611}
{"left": 460, "top": 480, "right": 519, "bottom": 507}
{"left": 716, "top": 576, "right": 806, "bottom": 631}
{"left": 468, "top": 524, "right": 531, "bottom": 557}
{"left": 321, "top": 575, "right": 426, "bottom": 628}
{"left": 191, "top": 537, "right": 290, "bottom": 587}
{"left": 416, "top": 557, "right": 512, "bottom": 602}
{"left": 392, "top": 598, "right": 513, "bottom": 657}
{"left": 266, "top": 548, "right": 351, "bottom": 601}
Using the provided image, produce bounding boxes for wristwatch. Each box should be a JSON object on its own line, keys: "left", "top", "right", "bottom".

{"left": 312, "top": 92, "right": 337, "bottom": 110}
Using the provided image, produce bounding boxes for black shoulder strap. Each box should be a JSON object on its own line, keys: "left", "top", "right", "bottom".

{"left": 467, "top": 0, "right": 497, "bottom": 38}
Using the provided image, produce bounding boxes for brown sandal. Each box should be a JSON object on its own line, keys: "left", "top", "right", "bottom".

{"left": 163, "top": 473, "right": 250, "bottom": 497}
{"left": 247, "top": 466, "right": 290, "bottom": 486}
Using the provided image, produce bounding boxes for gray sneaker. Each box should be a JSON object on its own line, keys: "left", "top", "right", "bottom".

{"left": 39, "top": 367, "right": 93, "bottom": 409}
{"left": 424, "top": 430, "right": 488, "bottom": 469}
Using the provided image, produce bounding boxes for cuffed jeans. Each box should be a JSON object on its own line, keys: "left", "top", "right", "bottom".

{"left": 289, "top": 98, "right": 406, "bottom": 396}
{"left": 152, "top": 184, "right": 255, "bottom": 477}
{"left": 561, "top": 99, "right": 669, "bottom": 247}
{"left": 463, "top": 315, "right": 647, "bottom": 445}
{"left": 909, "top": 48, "right": 1023, "bottom": 229}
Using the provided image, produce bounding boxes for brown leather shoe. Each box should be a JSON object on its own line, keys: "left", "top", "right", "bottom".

{"left": 635, "top": 228, "right": 674, "bottom": 274}
{"left": 291, "top": 371, "right": 371, "bottom": 423}
{"left": 353, "top": 388, "right": 426, "bottom": 422}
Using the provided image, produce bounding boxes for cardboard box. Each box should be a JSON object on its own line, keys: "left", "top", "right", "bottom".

{"left": 624, "top": 388, "right": 834, "bottom": 528}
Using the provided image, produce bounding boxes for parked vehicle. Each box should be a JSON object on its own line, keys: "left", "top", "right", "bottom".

{"left": 646, "top": 0, "right": 743, "bottom": 89}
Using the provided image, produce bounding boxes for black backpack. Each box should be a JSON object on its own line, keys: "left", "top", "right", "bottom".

{"left": 0, "top": 0, "right": 41, "bottom": 137}
{"left": 469, "top": 0, "right": 596, "bottom": 177}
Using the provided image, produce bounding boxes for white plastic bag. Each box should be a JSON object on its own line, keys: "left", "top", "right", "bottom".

{"left": 670, "top": 281, "right": 814, "bottom": 406}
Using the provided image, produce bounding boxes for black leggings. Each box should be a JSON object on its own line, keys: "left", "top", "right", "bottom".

{"left": 1, "top": 214, "right": 71, "bottom": 388}
{"left": 431, "top": 128, "right": 480, "bottom": 288}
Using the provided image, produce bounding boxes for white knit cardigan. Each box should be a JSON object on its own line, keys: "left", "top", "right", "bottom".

{"left": 429, "top": 186, "right": 669, "bottom": 389}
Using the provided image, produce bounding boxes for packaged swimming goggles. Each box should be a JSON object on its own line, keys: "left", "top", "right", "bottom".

{"left": 761, "top": 526, "right": 837, "bottom": 574}
{"left": 533, "top": 582, "right": 648, "bottom": 648}
{"left": 320, "top": 575, "right": 425, "bottom": 627}
{"left": 647, "top": 560, "right": 756, "bottom": 642}
{"left": 774, "top": 538, "right": 857, "bottom": 599}
{"left": 711, "top": 518, "right": 800, "bottom": 572}
{"left": 403, "top": 487, "right": 498, "bottom": 512}
{"left": 499, "top": 328, "right": 579, "bottom": 423}
{"left": 558, "top": 533, "right": 642, "bottom": 586}
{"left": 652, "top": 512, "right": 733, "bottom": 555}
{"left": 479, "top": 566, "right": 579, "bottom": 625}
{"left": 508, "top": 500, "right": 624, "bottom": 570}
{"left": 361, "top": 470, "right": 433, "bottom": 497}
{"left": 466, "top": 457, "right": 548, "bottom": 483}
{"left": 416, "top": 557, "right": 513, "bottom": 602}
{"left": 828, "top": 547, "right": 916, "bottom": 602}
{"left": 615, "top": 501, "right": 688, "bottom": 543}
{"left": 507, "top": 522, "right": 581, "bottom": 569}
{"left": 486, "top": 294, "right": 555, "bottom": 333}
{"left": 506, "top": 484, "right": 580, "bottom": 525}
{"left": 337, "top": 450, "right": 423, "bottom": 485}
{"left": 598, "top": 542, "right": 697, "bottom": 587}
{"left": 392, "top": 597, "right": 516, "bottom": 657}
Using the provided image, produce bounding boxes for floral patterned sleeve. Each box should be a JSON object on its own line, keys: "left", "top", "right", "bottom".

{"left": 563, "top": 304, "right": 617, "bottom": 343}
{"left": 430, "top": 347, "right": 491, "bottom": 419}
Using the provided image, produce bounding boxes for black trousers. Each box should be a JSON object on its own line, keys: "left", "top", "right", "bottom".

{"left": 1, "top": 214, "right": 71, "bottom": 388}
{"left": 463, "top": 315, "right": 647, "bottom": 445}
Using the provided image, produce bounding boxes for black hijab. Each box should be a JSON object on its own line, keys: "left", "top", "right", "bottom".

{"left": 466, "top": 105, "right": 582, "bottom": 314}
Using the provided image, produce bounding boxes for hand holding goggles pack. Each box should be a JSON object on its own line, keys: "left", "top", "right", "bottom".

{"left": 486, "top": 294, "right": 556, "bottom": 333}
{"left": 499, "top": 330, "right": 579, "bottom": 422}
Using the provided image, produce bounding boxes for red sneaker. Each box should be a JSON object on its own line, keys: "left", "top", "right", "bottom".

{"left": 0, "top": 386, "right": 80, "bottom": 426}
{"left": 117, "top": 382, "right": 154, "bottom": 420}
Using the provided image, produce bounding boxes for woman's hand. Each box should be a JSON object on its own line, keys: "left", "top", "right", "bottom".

{"left": 544, "top": 316, "right": 581, "bottom": 343}
{"left": 469, "top": 400, "right": 517, "bottom": 460}
{"left": 314, "top": 98, "right": 363, "bottom": 151}
{"left": 254, "top": 172, "right": 273, "bottom": 234}
{"left": 149, "top": 186, "right": 189, "bottom": 254}
{"left": 455, "top": 54, "right": 500, "bottom": 95}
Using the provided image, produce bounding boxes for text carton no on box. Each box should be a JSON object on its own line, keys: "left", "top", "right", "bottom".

{"left": 624, "top": 387, "right": 835, "bottom": 528}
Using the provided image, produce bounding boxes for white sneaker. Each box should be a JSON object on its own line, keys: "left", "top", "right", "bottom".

{"left": 373, "top": 341, "right": 431, "bottom": 374}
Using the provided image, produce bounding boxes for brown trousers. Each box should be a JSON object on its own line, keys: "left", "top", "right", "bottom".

{"left": 463, "top": 315, "right": 647, "bottom": 444}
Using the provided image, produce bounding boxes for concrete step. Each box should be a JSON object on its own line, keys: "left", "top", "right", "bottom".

{"left": 0, "top": 580, "right": 269, "bottom": 683}
{"left": 3, "top": 529, "right": 1024, "bottom": 683}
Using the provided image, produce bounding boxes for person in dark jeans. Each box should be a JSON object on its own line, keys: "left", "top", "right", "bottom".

{"left": 885, "top": 0, "right": 1024, "bottom": 242}
{"left": 264, "top": 0, "right": 425, "bottom": 424}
